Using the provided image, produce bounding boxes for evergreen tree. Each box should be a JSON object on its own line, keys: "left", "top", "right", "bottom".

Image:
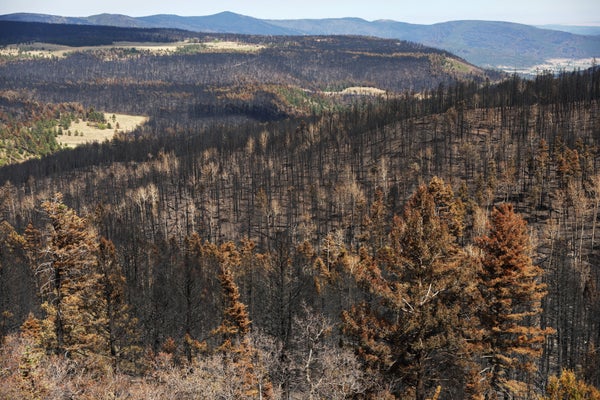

{"left": 27, "top": 193, "right": 105, "bottom": 359}
{"left": 97, "top": 237, "right": 141, "bottom": 372}
{"left": 213, "top": 243, "right": 250, "bottom": 348}
{"left": 0, "top": 220, "right": 27, "bottom": 342}
{"left": 343, "top": 178, "right": 479, "bottom": 399}
{"left": 475, "top": 203, "right": 553, "bottom": 399}
{"left": 213, "top": 242, "right": 274, "bottom": 399}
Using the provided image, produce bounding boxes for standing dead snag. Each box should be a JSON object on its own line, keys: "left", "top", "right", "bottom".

{"left": 213, "top": 243, "right": 250, "bottom": 346}
{"left": 213, "top": 242, "right": 273, "bottom": 399}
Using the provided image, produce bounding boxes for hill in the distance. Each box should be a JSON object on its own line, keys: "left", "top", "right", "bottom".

{"left": 267, "top": 18, "right": 600, "bottom": 70}
{"left": 139, "top": 12, "right": 298, "bottom": 35}
{"left": 0, "top": 20, "right": 497, "bottom": 146}
{"left": 1, "top": 11, "right": 599, "bottom": 71}
{"left": 536, "top": 24, "right": 600, "bottom": 36}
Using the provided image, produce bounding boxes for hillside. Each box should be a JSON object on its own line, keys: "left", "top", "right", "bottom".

{"left": 268, "top": 18, "right": 600, "bottom": 69}
{"left": 2, "top": 11, "right": 600, "bottom": 69}
{"left": 2, "top": 15, "right": 600, "bottom": 399}
{"left": 537, "top": 24, "right": 600, "bottom": 36}
{"left": 0, "top": 20, "right": 191, "bottom": 46}
{"left": 1, "top": 66, "right": 600, "bottom": 398}
{"left": 139, "top": 12, "right": 299, "bottom": 35}
{"left": 0, "top": 21, "right": 497, "bottom": 165}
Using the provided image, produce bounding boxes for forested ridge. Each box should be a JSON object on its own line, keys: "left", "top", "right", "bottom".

{"left": 0, "top": 20, "right": 192, "bottom": 47}
{"left": 1, "top": 27, "right": 600, "bottom": 399}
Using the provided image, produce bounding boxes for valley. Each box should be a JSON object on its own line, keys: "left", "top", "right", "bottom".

{"left": 500, "top": 56, "right": 598, "bottom": 75}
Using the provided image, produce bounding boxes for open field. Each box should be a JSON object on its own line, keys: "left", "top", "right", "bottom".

{"left": 202, "top": 40, "right": 265, "bottom": 52}
{"left": 322, "top": 86, "right": 387, "bottom": 96}
{"left": 0, "top": 40, "right": 265, "bottom": 60}
{"left": 0, "top": 42, "right": 185, "bottom": 58}
{"left": 58, "top": 113, "right": 148, "bottom": 148}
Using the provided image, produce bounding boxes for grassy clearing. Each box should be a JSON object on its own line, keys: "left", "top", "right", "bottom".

{"left": 323, "top": 86, "right": 387, "bottom": 96}
{"left": 0, "top": 40, "right": 265, "bottom": 60}
{"left": 58, "top": 113, "right": 148, "bottom": 148}
{"left": 201, "top": 40, "right": 264, "bottom": 52}
{"left": 0, "top": 42, "right": 188, "bottom": 59}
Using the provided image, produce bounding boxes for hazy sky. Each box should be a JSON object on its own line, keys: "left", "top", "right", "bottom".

{"left": 1, "top": 0, "right": 599, "bottom": 26}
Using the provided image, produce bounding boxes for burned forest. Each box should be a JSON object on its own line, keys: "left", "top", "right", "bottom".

{"left": 1, "top": 20, "right": 600, "bottom": 399}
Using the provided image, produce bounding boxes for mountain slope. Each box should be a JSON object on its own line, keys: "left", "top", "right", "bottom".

{"left": 0, "top": 20, "right": 192, "bottom": 46}
{"left": 0, "top": 11, "right": 299, "bottom": 35}
{"left": 268, "top": 18, "right": 600, "bottom": 68}
{"left": 0, "top": 21, "right": 495, "bottom": 136}
{"left": 0, "top": 12, "right": 89, "bottom": 25}
{"left": 0, "top": 21, "right": 491, "bottom": 90}
{"left": 87, "top": 13, "right": 153, "bottom": 28}
{"left": 1, "top": 12, "right": 599, "bottom": 69}
{"left": 139, "top": 12, "right": 299, "bottom": 35}
{"left": 537, "top": 25, "right": 600, "bottom": 36}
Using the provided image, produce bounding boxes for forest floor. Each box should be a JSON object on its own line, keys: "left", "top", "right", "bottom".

{"left": 58, "top": 113, "right": 148, "bottom": 148}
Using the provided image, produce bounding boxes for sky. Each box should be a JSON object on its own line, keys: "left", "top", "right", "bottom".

{"left": 1, "top": 0, "right": 599, "bottom": 26}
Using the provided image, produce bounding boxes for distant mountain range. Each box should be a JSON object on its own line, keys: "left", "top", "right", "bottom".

{"left": 536, "top": 25, "right": 600, "bottom": 36}
{"left": 1, "top": 11, "right": 600, "bottom": 70}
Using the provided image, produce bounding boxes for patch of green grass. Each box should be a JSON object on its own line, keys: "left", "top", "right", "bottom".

{"left": 274, "top": 86, "right": 341, "bottom": 115}
{"left": 175, "top": 44, "right": 207, "bottom": 55}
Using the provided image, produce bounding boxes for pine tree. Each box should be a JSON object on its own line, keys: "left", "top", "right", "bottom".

{"left": 213, "top": 243, "right": 250, "bottom": 348}
{"left": 343, "top": 178, "right": 479, "bottom": 399}
{"left": 97, "top": 237, "right": 141, "bottom": 372}
{"left": 180, "top": 232, "right": 210, "bottom": 363}
{"left": 213, "top": 242, "right": 274, "bottom": 399}
{"left": 0, "top": 220, "right": 27, "bottom": 342}
{"left": 475, "top": 203, "right": 553, "bottom": 399}
{"left": 27, "top": 193, "right": 105, "bottom": 359}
